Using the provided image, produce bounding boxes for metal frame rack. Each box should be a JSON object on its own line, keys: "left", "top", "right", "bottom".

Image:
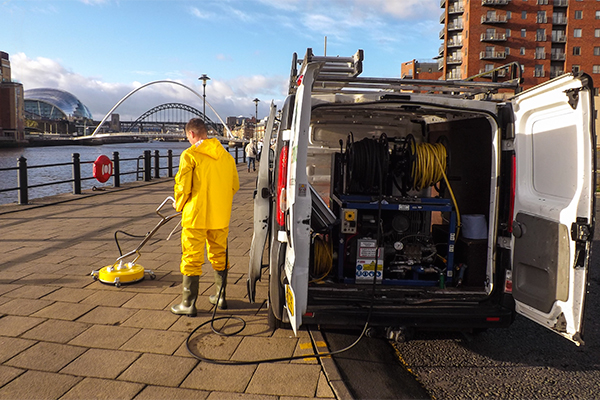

{"left": 289, "top": 48, "right": 523, "bottom": 98}
{"left": 333, "top": 194, "right": 457, "bottom": 287}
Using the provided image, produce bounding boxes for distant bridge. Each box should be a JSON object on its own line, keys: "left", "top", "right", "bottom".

{"left": 91, "top": 80, "right": 235, "bottom": 139}
{"left": 123, "top": 102, "right": 223, "bottom": 135}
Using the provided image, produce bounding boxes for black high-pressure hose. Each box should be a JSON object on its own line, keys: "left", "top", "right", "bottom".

{"left": 184, "top": 240, "right": 380, "bottom": 365}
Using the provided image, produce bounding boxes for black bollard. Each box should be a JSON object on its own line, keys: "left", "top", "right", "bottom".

{"left": 154, "top": 150, "right": 160, "bottom": 179}
{"left": 17, "top": 156, "right": 28, "bottom": 205}
{"left": 167, "top": 150, "right": 173, "bottom": 177}
{"left": 144, "top": 150, "right": 151, "bottom": 182}
{"left": 113, "top": 152, "right": 120, "bottom": 188}
{"left": 72, "top": 153, "right": 81, "bottom": 195}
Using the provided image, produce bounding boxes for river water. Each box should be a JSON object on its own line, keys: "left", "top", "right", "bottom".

{"left": 0, "top": 141, "right": 200, "bottom": 205}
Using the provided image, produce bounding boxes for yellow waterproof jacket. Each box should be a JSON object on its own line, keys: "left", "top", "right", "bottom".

{"left": 174, "top": 138, "right": 240, "bottom": 229}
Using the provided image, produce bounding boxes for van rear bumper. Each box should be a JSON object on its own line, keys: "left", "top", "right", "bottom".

{"left": 302, "top": 300, "right": 515, "bottom": 331}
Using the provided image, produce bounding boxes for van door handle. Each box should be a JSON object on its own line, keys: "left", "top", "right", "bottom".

{"left": 512, "top": 221, "right": 525, "bottom": 238}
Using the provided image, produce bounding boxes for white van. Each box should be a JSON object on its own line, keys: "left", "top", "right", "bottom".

{"left": 248, "top": 49, "right": 596, "bottom": 345}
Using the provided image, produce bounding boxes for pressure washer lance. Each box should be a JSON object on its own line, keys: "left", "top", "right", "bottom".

{"left": 91, "top": 196, "right": 181, "bottom": 287}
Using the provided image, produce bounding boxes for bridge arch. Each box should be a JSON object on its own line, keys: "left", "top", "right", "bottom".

{"left": 125, "top": 102, "right": 222, "bottom": 134}
{"left": 90, "top": 80, "right": 233, "bottom": 138}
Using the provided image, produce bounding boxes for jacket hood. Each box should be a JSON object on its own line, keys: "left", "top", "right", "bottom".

{"left": 194, "top": 138, "right": 227, "bottom": 160}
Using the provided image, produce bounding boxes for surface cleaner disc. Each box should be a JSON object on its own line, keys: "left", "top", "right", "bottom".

{"left": 97, "top": 263, "right": 146, "bottom": 287}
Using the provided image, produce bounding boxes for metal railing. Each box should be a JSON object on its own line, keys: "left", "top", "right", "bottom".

{"left": 0, "top": 146, "right": 246, "bottom": 205}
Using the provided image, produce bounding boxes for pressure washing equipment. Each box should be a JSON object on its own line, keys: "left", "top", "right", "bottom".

{"left": 91, "top": 196, "right": 181, "bottom": 287}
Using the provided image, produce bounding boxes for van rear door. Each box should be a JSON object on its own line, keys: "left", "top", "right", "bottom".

{"left": 283, "top": 63, "right": 319, "bottom": 334}
{"left": 511, "top": 73, "right": 595, "bottom": 346}
{"left": 248, "top": 102, "right": 278, "bottom": 302}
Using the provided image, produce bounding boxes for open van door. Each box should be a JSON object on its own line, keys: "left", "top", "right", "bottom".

{"left": 283, "top": 63, "right": 319, "bottom": 335}
{"left": 511, "top": 73, "right": 596, "bottom": 346}
{"left": 248, "top": 101, "right": 278, "bottom": 302}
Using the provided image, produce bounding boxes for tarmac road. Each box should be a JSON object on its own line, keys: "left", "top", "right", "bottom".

{"left": 325, "top": 205, "right": 600, "bottom": 400}
{"left": 322, "top": 327, "right": 430, "bottom": 400}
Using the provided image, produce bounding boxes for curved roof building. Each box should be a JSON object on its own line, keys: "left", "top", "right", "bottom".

{"left": 24, "top": 88, "right": 93, "bottom": 120}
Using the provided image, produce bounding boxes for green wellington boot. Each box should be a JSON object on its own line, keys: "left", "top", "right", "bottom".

{"left": 171, "top": 275, "right": 200, "bottom": 317}
{"left": 209, "top": 269, "right": 228, "bottom": 310}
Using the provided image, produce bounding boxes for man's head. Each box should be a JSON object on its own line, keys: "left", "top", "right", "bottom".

{"left": 185, "top": 118, "right": 208, "bottom": 145}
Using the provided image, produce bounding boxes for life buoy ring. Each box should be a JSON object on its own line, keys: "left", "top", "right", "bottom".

{"left": 93, "top": 155, "right": 113, "bottom": 183}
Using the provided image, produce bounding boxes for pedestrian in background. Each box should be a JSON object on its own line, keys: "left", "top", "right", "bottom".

{"left": 171, "top": 118, "right": 239, "bottom": 316}
{"left": 245, "top": 139, "right": 258, "bottom": 172}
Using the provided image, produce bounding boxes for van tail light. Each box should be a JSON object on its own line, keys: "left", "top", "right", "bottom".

{"left": 504, "top": 269, "right": 513, "bottom": 293}
{"left": 276, "top": 144, "right": 290, "bottom": 226}
{"left": 508, "top": 154, "right": 516, "bottom": 233}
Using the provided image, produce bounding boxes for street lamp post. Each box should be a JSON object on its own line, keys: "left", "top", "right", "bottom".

{"left": 253, "top": 98, "right": 260, "bottom": 140}
{"left": 198, "top": 74, "right": 211, "bottom": 124}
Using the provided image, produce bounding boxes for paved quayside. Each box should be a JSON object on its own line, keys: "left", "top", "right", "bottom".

{"left": 0, "top": 165, "right": 352, "bottom": 400}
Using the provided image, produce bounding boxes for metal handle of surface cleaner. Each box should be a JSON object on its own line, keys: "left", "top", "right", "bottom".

{"left": 115, "top": 196, "right": 181, "bottom": 266}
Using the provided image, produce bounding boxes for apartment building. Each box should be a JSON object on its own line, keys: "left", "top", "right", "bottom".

{"left": 439, "top": 0, "right": 600, "bottom": 92}
{"left": 0, "top": 51, "right": 25, "bottom": 143}
{"left": 401, "top": 59, "right": 443, "bottom": 80}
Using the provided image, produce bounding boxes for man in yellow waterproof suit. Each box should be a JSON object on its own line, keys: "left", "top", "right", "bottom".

{"left": 171, "top": 118, "right": 239, "bottom": 317}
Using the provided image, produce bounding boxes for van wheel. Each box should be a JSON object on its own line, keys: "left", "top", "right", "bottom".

{"left": 267, "top": 300, "right": 282, "bottom": 330}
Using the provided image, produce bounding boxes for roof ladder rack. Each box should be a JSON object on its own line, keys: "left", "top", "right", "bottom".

{"left": 289, "top": 48, "right": 364, "bottom": 94}
{"left": 288, "top": 48, "right": 523, "bottom": 97}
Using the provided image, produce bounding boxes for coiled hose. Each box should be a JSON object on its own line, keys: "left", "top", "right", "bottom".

{"left": 411, "top": 141, "right": 461, "bottom": 236}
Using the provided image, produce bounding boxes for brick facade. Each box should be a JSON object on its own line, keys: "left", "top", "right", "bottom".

{"left": 439, "top": 0, "right": 600, "bottom": 90}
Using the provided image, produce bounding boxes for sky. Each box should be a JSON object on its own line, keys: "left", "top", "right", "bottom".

{"left": 2, "top": 0, "right": 442, "bottom": 122}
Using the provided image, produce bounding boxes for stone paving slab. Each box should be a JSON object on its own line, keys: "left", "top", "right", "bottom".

{"left": 0, "top": 168, "right": 348, "bottom": 399}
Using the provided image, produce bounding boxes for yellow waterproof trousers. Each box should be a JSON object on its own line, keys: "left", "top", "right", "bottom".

{"left": 180, "top": 227, "right": 229, "bottom": 276}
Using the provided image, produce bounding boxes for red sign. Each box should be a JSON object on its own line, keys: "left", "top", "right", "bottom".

{"left": 93, "top": 155, "right": 113, "bottom": 183}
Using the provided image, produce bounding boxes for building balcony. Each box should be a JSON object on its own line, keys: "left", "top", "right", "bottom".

{"left": 482, "top": 0, "right": 509, "bottom": 5}
{"left": 535, "top": 52, "right": 547, "bottom": 60}
{"left": 480, "top": 51, "right": 507, "bottom": 60}
{"left": 481, "top": 15, "right": 507, "bottom": 24}
{"left": 447, "top": 38, "right": 463, "bottom": 47}
{"left": 449, "top": 4, "right": 464, "bottom": 14}
{"left": 552, "top": 34, "right": 567, "bottom": 43}
{"left": 536, "top": 34, "right": 547, "bottom": 42}
{"left": 551, "top": 53, "right": 566, "bottom": 60}
{"left": 448, "top": 22, "right": 464, "bottom": 31}
{"left": 479, "top": 69, "right": 507, "bottom": 78}
{"left": 440, "top": 12, "right": 446, "bottom": 23}
{"left": 553, "top": 16, "right": 567, "bottom": 25}
{"left": 481, "top": 32, "right": 507, "bottom": 42}
{"left": 447, "top": 56, "right": 463, "bottom": 65}
{"left": 553, "top": 0, "right": 568, "bottom": 7}
{"left": 446, "top": 71, "right": 463, "bottom": 80}
{"left": 440, "top": 28, "right": 446, "bottom": 39}
{"left": 537, "top": 16, "right": 548, "bottom": 24}
{"left": 534, "top": 70, "right": 546, "bottom": 78}
{"left": 440, "top": 0, "right": 446, "bottom": 7}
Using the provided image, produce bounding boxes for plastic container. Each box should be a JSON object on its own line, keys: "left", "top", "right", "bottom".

{"left": 461, "top": 214, "right": 487, "bottom": 240}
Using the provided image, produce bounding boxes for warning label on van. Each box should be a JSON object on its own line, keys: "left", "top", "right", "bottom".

{"left": 355, "top": 260, "right": 383, "bottom": 283}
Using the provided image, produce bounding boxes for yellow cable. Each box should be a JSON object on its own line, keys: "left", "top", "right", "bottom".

{"left": 411, "top": 142, "right": 461, "bottom": 237}
{"left": 311, "top": 234, "right": 333, "bottom": 283}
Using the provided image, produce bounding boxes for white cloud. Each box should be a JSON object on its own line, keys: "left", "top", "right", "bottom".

{"left": 10, "top": 53, "right": 286, "bottom": 122}
{"left": 216, "top": 53, "right": 233, "bottom": 62}
{"left": 356, "top": 0, "right": 439, "bottom": 20}
{"left": 256, "top": 0, "right": 301, "bottom": 11}
{"left": 79, "top": 0, "right": 111, "bottom": 5}
{"left": 189, "top": 6, "right": 213, "bottom": 19}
